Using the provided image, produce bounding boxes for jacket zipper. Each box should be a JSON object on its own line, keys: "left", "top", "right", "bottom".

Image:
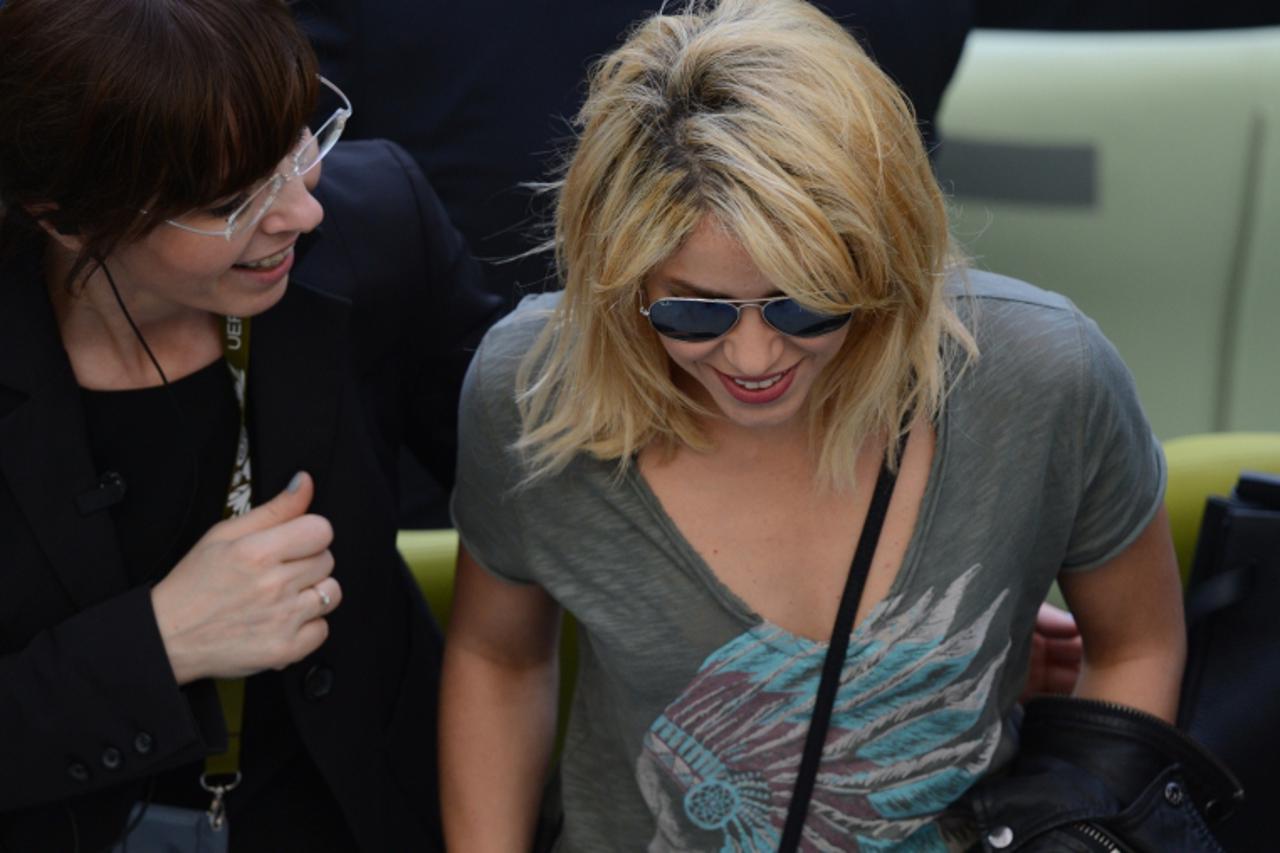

{"left": 1066, "top": 821, "right": 1131, "bottom": 853}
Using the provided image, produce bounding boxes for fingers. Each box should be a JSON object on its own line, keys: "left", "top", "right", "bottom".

{"left": 1033, "top": 602, "right": 1080, "bottom": 639}
{"left": 211, "top": 471, "right": 314, "bottom": 540}
{"left": 1039, "top": 662, "right": 1082, "bottom": 695}
{"left": 241, "top": 512, "right": 334, "bottom": 565}
{"left": 289, "top": 618, "right": 331, "bottom": 666}
{"left": 279, "top": 580, "right": 342, "bottom": 669}
{"left": 1039, "top": 634, "right": 1084, "bottom": 663}
{"left": 284, "top": 549, "right": 337, "bottom": 592}
{"left": 306, "top": 577, "right": 343, "bottom": 618}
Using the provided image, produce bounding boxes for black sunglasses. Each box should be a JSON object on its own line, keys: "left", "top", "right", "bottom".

{"left": 640, "top": 296, "right": 853, "bottom": 342}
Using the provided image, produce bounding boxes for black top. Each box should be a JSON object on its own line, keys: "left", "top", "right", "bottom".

{"left": 79, "top": 360, "right": 356, "bottom": 850}
{"left": 80, "top": 358, "right": 236, "bottom": 587}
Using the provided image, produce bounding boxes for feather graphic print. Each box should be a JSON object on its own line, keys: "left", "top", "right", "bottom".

{"left": 636, "top": 564, "right": 1008, "bottom": 852}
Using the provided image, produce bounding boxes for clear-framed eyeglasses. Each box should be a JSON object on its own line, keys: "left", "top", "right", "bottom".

{"left": 163, "top": 75, "right": 352, "bottom": 241}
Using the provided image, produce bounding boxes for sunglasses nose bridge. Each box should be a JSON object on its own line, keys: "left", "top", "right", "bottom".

{"left": 733, "top": 300, "right": 774, "bottom": 330}
{"left": 721, "top": 302, "right": 785, "bottom": 372}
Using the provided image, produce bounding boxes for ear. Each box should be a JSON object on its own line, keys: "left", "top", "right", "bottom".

{"left": 23, "top": 202, "right": 85, "bottom": 253}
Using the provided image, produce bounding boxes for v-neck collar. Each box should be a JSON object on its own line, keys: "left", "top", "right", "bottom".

{"left": 623, "top": 406, "right": 952, "bottom": 645}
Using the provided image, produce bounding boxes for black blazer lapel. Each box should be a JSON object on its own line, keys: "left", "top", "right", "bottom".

{"left": 0, "top": 257, "right": 127, "bottom": 609}
{"left": 247, "top": 279, "right": 350, "bottom": 504}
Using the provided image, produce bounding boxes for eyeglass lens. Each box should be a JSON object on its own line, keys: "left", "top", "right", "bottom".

{"left": 646, "top": 298, "right": 850, "bottom": 342}
{"left": 232, "top": 116, "right": 345, "bottom": 235}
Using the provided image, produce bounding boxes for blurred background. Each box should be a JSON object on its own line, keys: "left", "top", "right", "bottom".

{"left": 937, "top": 15, "right": 1280, "bottom": 440}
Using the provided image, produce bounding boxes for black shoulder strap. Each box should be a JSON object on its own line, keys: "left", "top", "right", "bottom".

{"left": 778, "top": 434, "right": 906, "bottom": 852}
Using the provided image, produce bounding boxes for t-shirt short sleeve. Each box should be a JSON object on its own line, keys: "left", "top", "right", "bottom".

{"left": 1061, "top": 313, "right": 1167, "bottom": 571}
{"left": 449, "top": 300, "right": 553, "bottom": 585}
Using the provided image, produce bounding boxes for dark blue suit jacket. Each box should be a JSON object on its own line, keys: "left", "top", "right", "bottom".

{"left": 296, "top": 0, "right": 975, "bottom": 307}
{"left": 0, "top": 139, "right": 500, "bottom": 851}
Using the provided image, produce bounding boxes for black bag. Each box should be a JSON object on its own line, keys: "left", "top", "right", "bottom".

{"left": 1178, "top": 471, "right": 1280, "bottom": 851}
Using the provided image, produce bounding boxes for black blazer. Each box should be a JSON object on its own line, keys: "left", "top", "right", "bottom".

{"left": 0, "top": 139, "right": 500, "bottom": 851}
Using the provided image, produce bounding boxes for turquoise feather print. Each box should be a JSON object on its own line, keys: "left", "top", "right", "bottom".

{"left": 636, "top": 564, "right": 1008, "bottom": 852}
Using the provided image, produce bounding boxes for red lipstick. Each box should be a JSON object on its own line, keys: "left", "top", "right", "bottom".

{"left": 715, "top": 366, "right": 796, "bottom": 404}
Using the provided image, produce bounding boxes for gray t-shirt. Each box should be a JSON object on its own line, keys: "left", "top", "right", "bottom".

{"left": 452, "top": 270, "right": 1165, "bottom": 852}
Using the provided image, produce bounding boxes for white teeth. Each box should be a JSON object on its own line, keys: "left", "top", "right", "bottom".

{"left": 732, "top": 373, "right": 783, "bottom": 390}
{"left": 238, "top": 247, "right": 291, "bottom": 270}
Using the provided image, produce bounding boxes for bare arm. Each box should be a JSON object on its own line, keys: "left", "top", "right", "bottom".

{"left": 1058, "top": 505, "right": 1185, "bottom": 722}
{"left": 440, "top": 543, "right": 562, "bottom": 852}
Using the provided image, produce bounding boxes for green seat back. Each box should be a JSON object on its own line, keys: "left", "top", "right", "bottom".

{"left": 1163, "top": 432, "right": 1280, "bottom": 585}
{"left": 937, "top": 27, "right": 1280, "bottom": 440}
{"left": 396, "top": 529, "right": 579, "bottom": 749}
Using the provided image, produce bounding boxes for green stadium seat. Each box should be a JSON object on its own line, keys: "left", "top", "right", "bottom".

{"left": 1163, "top": 432, "right": 1280, "bottom": 585}
{"left": 936, "top": 27, "right": 1280, "bottom": 440}
{"left": 396, "top": 529, "right": 579, "bottom": 750}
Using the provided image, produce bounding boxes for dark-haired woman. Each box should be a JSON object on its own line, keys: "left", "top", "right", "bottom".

{"left": 0, "top": 0, "right": 497, "bottom": 850}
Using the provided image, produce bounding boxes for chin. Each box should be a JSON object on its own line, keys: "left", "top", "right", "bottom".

{"left": 713, "top": 394, "right": 806, "bottom": 432}
{"left": 222, "top": 276, "right": 291, "bottom": 318}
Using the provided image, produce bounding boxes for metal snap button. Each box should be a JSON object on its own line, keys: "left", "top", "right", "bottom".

{"left": 987, "top": 825, "right": 1014, "bottom": 848}
{"left": 101, "top": 746, "right": 122, "bottom": 770}
{"left": 67, "top": 762, "right": 90, "bottom": 783}
{"left": 133, "top": 731, "right": 154, "bottom": 755}
{"left": 1164, "top": 781, "right": 1186, "bottom": 806}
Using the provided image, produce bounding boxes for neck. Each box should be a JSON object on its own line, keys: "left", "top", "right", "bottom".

{"left": 45, "top": 245, "right": 221, "bottom": 390}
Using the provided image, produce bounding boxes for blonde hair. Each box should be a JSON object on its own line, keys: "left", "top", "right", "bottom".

{"left": 517, "top": 0, "right": 975, "bottom": 489}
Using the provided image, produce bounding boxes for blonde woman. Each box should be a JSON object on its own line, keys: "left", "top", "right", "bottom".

{"left": 440, "top": 1, "right": 1204, "bottom": 850}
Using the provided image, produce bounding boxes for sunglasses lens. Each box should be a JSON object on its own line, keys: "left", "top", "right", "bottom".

{"left": 762, "top": 299, "right": 852, "bottom": 337}
{"left": 647, "top": 299, "right": 741, "bottom": 342}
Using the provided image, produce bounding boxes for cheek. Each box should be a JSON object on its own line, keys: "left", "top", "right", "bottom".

{"left": 303, "top": 161, "right": 323, "bottom": 191}
{"left": 659, "top": 339, "right": 716, "bottom": 374}
{"left": 126, "top": 230, "right": 245, "bottom": 282}
{"left": 805, "top": 328, "right": 851, "bottom": 364}
{"left": 184, "top": 248, "right": 245, "bottom": 281}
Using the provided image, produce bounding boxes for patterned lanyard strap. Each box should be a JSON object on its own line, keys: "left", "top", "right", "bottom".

{"left": 200, "top": 315, "right": 252, "bottom": 830}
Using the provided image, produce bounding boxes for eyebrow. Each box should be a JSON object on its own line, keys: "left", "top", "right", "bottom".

{"left": 660, "top": 276, "right": 785, "bottom": 299}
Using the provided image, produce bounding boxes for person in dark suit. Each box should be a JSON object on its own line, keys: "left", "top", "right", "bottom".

{"left": 297, "top": 0, "right": 975, "bottom": 309}
{"left": 975, "top": 0, "right": 1280, "bottom": 30}
{"left": 0, "top": 0, "right": 498, "bottom": 850}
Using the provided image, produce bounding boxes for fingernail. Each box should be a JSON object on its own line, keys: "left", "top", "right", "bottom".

{"left": 287, "top": 472, "right": 304, "bottom": 493}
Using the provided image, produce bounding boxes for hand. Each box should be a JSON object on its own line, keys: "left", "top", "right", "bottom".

{"left": 1020, "top": 602, "right": 1083, "bottom": 702}
{"left": 150, "top": 472, "right": 342, "bottom": 684}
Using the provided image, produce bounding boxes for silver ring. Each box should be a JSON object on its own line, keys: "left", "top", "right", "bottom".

{"left": 315, "top": 586, "right": 332, "bottom": 608}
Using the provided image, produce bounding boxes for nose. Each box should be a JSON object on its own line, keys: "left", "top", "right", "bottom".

{"left": 259, "top": 164, "right": 324, "bottom": 236}
{"left": 721, "top": 305, "right": 784, "bottom": 376}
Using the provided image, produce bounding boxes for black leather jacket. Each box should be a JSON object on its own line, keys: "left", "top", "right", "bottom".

{"left": 964, "top": 697, "right": 1243, "bottom": 852}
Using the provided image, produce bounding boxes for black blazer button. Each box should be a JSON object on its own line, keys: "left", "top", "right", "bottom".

{"left": 68, "top": 762, "right": 90, "bottom": 783}
{"left": 133, "top": 732, "right": 154, "bottom": 755}
{"left": 101, "top": 747, "right": 123, "bottom": 770}
{"left": 303, "top": 665, "right": 334, "bottom": 700}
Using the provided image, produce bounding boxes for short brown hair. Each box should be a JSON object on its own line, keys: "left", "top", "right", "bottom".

{"left": 0, "top": 0, "right": 318, "bottom": 275}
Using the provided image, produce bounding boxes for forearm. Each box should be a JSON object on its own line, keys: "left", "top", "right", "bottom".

{"left": 1060, "top": 507, "right": 1186, "bottom": 723}
{"left": 1073, "top": 633, "right": 1186, "bottom": 722}
{"left": 0, "top": 588, "right": 207, "bottom": 809}
{"left": 439, "top": 641, "right": 559, "bottom": 852}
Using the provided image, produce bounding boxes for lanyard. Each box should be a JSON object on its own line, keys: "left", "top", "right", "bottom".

{"left": 200, "top": 315, "right": 253, "bottom": 828}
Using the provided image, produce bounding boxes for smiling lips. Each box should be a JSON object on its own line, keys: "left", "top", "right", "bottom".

{"left": 235, "top": 244, "right": 293, "bottom": 271}
{"left": 231, "top": 243, "right": 296, "bottom": 288}
{"left": 716, "top": 365, "right": 797, "bottom": 404}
